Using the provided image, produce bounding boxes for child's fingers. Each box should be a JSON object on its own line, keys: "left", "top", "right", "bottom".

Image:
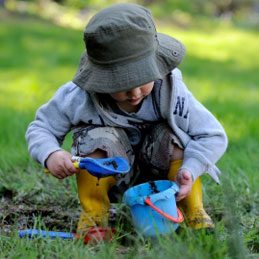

{"left": 176, "top": 185, "right": 189, "bottom": 201}
{"left": 177, "top": 170, "right": 192, "bottom": 185}
{"left": 176, "top": 171, "right": 193, "bottom": 201}
{"left": 176, "top": 192, "right": 185, "bottom": 201}
{"left": 51, "top": 169, "right": 67, "bottom": 179}
{"left": 47, "top": 160, "right": 77, "bottom": 178}
{"left": 182, "top": 171, "right": 191, "bottom": 180}
{"left": 64, "top": 160, "right": 78, "bottom": 176}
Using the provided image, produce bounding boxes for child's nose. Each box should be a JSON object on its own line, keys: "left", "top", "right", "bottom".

{"left": 128, "top": 87, "right": 141, "bottom": 98}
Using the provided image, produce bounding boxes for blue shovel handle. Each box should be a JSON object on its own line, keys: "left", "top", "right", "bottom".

{"left": 45, "top": 156, "right": 130, "bottom": 178}
{"left": 18, "top": 229, "right": 75, "bottom": 239}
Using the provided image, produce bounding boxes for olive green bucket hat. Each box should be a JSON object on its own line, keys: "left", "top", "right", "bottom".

{"left": 73, "top": 3, "right": 185, "bottom": 93}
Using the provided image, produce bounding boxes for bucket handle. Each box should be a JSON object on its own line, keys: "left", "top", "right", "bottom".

{"left": 145, "top": 197, "right": 184, "bottom": 223}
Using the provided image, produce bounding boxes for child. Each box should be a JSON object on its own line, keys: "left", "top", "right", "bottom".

{"left": 26, "top": 3, "right": 228, "bottom": 239}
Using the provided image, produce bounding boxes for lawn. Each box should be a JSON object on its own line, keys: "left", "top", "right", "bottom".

{"left": 0, "top": 9, "right": 258, "bottom": 258}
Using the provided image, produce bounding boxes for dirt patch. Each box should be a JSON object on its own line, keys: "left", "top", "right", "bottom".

{"left": 0, "top": 197, "right": 80, "bottom": 235}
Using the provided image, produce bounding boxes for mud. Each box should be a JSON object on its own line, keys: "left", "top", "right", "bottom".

{"left": 0, "top": 197, "right": 80, "bottom": 235}
{"left": 103, "top": 160, "right": 118, "bottom": 170}
{"left": 149, "top": 181, "right": 159, "bottom": 194}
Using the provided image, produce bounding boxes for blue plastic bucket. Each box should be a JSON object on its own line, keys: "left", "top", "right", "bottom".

{"left": 123, "top": 180, "right": 184, "bottom": 237}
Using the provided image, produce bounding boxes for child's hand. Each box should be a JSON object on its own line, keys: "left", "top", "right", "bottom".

{"left": 175, "top": 169, "right": 193, "bottom": 201}
{"left": 46, "top": 150, "right": 78, "bottom": 179}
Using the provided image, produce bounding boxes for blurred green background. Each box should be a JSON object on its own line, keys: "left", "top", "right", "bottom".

{"left": 0, "top": 0, "right": 258, "bottom": 258}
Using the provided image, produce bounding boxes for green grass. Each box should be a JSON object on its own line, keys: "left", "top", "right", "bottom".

{"left": 0, "top": 9, "right": 258, "bottom": 258}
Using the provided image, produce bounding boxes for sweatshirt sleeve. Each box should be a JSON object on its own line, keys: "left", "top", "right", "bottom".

{"left": 162, "top": 69, "right": 228, "bottom": 183}
{"left": 181, "top": 89, "right": 228, "bottom": 182}
{"left": 25, "top": 82, "right": 88, "bottom": 166}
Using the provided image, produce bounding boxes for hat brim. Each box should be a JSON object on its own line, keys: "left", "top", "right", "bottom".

{"left": 73, "top": 33, "right": 185, "bottom": 93}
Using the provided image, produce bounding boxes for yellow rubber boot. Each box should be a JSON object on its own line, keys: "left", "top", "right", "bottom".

{"left": 168, "top": 160, "right": 214, "bottom": 229}
{"left": 76, "top": 169, "right": 116, "bottom": 234}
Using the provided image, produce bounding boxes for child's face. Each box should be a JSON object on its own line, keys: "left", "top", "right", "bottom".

{"left": 110, "top": 82, "right": 154, "bottom": 108}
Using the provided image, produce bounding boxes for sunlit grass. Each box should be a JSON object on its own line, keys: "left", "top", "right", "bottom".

{"left": 161, "top": 24, "right": 259, "bottom": 67}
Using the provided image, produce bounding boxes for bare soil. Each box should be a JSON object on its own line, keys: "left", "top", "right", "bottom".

{"left": 0, "top": 196, "right": 80, "bottom": 235}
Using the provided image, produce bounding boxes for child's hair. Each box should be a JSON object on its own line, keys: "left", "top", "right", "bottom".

{"left": 73, "top": 3, "right": 185, "bottom": 94}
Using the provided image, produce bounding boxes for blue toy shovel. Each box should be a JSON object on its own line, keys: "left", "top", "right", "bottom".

{"left": 18, "top": 227, "right": 114, "bottom": 244}
{"left": 18, "top": 229, "right": 75, "bottom": 239}
{"left": 45, "top": 156, "right": 130, "bottom": 178}
{"left": 71, "top": 156, "right": 130, "bottom": 178}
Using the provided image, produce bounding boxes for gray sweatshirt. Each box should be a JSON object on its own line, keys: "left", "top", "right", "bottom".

{"left": 25, "top": 68, "right": 228, "bottom": 182}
